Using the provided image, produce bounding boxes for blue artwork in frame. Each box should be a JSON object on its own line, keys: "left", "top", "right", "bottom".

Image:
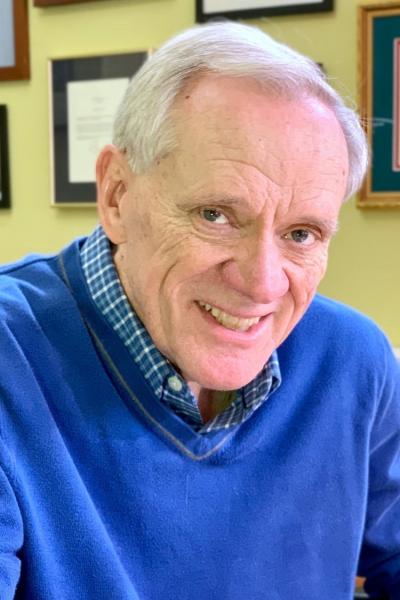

{"left": 0, "top": 0, "right": 29, "bottom": 81}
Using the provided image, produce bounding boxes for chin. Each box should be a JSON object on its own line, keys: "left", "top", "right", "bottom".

{"left": 181, "top": 360, "right": 264, "bottom": 391}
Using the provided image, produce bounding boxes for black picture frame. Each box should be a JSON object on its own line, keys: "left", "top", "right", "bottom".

{"left": 0, "top": 106, "right": 11, "bottom": 209}
{"left": 49, "top": 51, "right": 149, "bottom": 206}
{"left": 196, "top": 0, "right": 333, "bottom": 22}
{"left": 35, "top": 0, "right": 100, "bottom": 5}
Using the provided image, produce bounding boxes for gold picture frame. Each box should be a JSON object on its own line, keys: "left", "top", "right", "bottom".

{"left": 359, "top": 2, "right": 400, "bottom": 207}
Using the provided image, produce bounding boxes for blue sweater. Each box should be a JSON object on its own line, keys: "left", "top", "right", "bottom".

{"left": 0, "top": 239, "right": 399, "bottom": 600}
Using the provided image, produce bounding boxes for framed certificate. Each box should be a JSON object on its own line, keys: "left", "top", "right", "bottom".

{"left": 0, "top": 106, "right": 11, "bottom": 209}
{"left": 196, "top": 0, "right": 333, "bottom": 21}
{"left": 34, "top": 0, "right": 100, "bottom": 5}
{"left": 359, "top": 2, "right": 400, "bottom": 207}
{"left": 49, "top": 51, "right": 149, "bottom": 206}
{"left": 0, "top": 0, "right": 30, "bottom": 81}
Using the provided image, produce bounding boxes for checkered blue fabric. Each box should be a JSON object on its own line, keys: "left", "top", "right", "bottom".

{"left": 80, "top": 226, "right": 281, "bottom": 433}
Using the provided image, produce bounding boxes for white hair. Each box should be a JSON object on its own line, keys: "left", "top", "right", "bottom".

{"left": 113, "top": 21, "right": 368, "bottom": 200}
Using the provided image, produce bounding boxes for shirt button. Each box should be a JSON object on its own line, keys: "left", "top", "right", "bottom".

{"left": 168, "top": 375, "right": 183, "bottom": 392}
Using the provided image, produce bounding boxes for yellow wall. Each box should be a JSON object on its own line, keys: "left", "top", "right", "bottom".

{"left": 0, "top": 0, "right": 399, "bottom": 344}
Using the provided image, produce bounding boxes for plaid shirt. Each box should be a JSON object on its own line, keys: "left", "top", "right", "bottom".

{"left": 80, "top": 226, "right": 281, "bottom": 434}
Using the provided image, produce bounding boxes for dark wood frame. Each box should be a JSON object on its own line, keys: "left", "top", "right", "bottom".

{"left": 196, "top": 0, "right": 333, "bottom": 22}
{"left": 0, "top": 106, "right": 11, "bottom": 209}
{"left": 34, "top": 0, "right": 100, "bottom": 6}
{"left": 0, "top": 0, "right": 30, "bottom": 81}
{"left": 359, "top": 2, "right": 400, "bottom": 207}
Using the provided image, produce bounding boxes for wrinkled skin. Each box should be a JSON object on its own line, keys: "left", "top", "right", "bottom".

{"left": 97, "top": 74, "right": 349, "bottom": 404}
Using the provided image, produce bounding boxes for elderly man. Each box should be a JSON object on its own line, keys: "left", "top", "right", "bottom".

{"left": 0, "top": 21, "right": 399, "bottom": 600}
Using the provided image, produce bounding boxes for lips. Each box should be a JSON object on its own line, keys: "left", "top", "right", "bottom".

{"left": 197, "top": 301, "right": 261, "bottom": 332}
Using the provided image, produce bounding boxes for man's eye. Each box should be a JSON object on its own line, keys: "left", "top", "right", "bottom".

{"left": 284, "top": 229, "right": 316, "bottom": 245}
{"left": 200, "top": 208, "right": 229, "bottom": 225}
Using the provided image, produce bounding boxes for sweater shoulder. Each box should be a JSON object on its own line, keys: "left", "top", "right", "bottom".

{"left": 0, "top": 254, "right": 60, "bottom": 315}
{"left": 0, "top": 251, "right": 55, "bottom": 276}
{"left": 285, "top": 293, "right": 395, "bottom": 366}
{"left": 308, "top": 294, "right": 388, "bottom": 340}
{"left": 0, "top": 239, "right": 84, "bottom": 327}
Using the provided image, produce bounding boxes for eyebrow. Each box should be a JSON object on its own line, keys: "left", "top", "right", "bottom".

{"left": 179, "top": 195, "right": 244, "bottom": 208}
{"left": 179, "top": 196, "right": 340, "bottom": 235}
{"left": 292, "top": 216, "right": 340, "bottom": 236}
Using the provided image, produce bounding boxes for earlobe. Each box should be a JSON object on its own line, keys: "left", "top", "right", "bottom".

{"left": 96, "top": 144, "right": 129, "bottom": 244}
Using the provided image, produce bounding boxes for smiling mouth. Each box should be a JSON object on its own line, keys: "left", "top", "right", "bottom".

{"left": 197, "top": 301, "right": 261, "bottom": 332}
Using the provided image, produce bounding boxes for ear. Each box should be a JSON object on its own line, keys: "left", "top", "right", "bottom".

{"left": 96, "top": 144, "right": 131, "bottom": 245}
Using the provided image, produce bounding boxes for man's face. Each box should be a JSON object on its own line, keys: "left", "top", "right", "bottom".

{"left": 103, "top": 75, "right": 349, "bottom": 391}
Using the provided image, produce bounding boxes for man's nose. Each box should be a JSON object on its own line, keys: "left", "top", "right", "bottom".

{"left": 220, "top": 238, "right": 290, "bottom": 304}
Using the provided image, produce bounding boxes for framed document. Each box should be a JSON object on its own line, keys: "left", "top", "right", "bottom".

{"left": 196, "top": 0, "right": 333, "bottom": 21}
{"left": 0, "top": 106, "right": 11, "bottom": 209}
{"left": 34, "top": 0, "right": 101, "bottom": 6}
{"left": 0, "top": 0, "right": 30, "bottom": 81}
{"left": 49, "top": 51, "right": 149, "bottom": 206}
{"left": 359, "top": 2, "right": 400, "bottom": 207}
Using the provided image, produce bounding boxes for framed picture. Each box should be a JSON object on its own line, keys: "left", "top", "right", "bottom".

{"left": 0, "top": 106, "right": 11, "bottom": 209}
{"left": 49, "top": 51, "right": 149, "bottom": 206}
{"left": 34, "top": 0, "right": 100, "bottom": 6}
{"left": 359, "top": 2, "right": 400, "bottom": 207}
{"left": 196, "top": 0, "right": 334, "bottom": 21}
{"left": 0, "top": 0, "right": 30, "bottom": 81}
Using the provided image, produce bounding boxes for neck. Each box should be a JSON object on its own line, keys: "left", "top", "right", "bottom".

{"left": 188, "top": 383, "right": 235, "bottom": 423}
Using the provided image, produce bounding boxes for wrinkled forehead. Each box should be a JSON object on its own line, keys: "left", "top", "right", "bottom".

{"left": 169, "top": 74, "right": 349, "bottom": 193}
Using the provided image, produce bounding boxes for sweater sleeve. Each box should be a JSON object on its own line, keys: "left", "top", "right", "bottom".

{"left": 0, "top": 439, "right": 23, "bottom": 600}
{"left": 358, "top": 349, "right": 400, "bottom": 599}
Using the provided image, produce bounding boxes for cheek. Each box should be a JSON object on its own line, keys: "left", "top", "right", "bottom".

{"left": 313, "top": 247, "right": 330, "bottom": 283}
{"left": 163, "top": 242, "right": 230, "bottom": 292}
{"left": 289, "top": 252, "right": 329, "bottom": 306}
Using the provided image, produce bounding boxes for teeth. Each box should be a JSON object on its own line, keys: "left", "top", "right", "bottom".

{"left": 198, "top": 301, "right": 261, "bottom": 331}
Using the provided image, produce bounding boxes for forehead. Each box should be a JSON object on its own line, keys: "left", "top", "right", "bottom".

{"left": 171, "top": 74, "right": 349, "bottom": 195}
